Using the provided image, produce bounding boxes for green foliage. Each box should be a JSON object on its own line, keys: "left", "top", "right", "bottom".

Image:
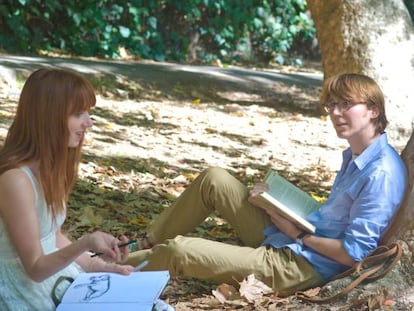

{"left": 0, "top": 0, "right": 315, "bottom": 65}
{"left": 404, "top": 0, "right": 414, "bottom": 23}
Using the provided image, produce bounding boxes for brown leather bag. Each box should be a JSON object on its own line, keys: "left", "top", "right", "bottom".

{"left": 295, "top": 242, "right": 403, "bottom": 304}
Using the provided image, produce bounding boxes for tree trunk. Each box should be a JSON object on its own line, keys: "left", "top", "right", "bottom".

{"left": 382, "top": 130, "right": 414, "bottom": 243}
{"left": 307, "top": 0, "right": 414, "bottom": 139}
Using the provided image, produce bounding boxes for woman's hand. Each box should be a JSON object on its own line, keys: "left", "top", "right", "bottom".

{"left": 87, "top": 257, "right": 135, "bottom": 275}
{"left": 84, "top": 232, "right": 131, "bottom": 263}
{"left": 82, "top": 233, "right": 135, "bottom": 275}
{"left": 115, "top": 235, "right": 131, "bottom": 263}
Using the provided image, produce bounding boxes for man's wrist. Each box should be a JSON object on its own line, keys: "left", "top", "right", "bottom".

{"left": 295, "top": 231, "right": 310, "bottom": 246}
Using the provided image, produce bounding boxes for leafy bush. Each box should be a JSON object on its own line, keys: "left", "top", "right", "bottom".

{"left": 0, "top": 0, "right": 315, "bottom": 65}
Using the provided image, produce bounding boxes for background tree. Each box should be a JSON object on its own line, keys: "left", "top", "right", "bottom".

{"left": 307, "top": 0, "right": 414, "bottom": 247}
{"left": 307, "top": 0, "right": 414, "bottom": 139}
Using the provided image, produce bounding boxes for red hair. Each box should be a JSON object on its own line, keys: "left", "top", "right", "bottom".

{"left": 0, "top": 68, "right": 96, "bottom": 220}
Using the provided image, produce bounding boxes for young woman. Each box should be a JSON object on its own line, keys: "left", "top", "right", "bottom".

{"left": 0, "top": 68, "right": 134, "bottom": 310}
{"left": 127, "top": 73, "right": 407, "bottom": 295}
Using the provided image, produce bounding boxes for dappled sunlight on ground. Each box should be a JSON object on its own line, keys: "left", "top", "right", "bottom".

{"left": 1, "top": 57, "right": 412, "bottom": 310}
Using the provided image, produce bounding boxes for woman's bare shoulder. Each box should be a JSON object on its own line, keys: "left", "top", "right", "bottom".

{"left": 0, "top": 168, "right": 33, "bottom": 197}
{"left": 0, "top": 168, "right": 35, "bottom": 217}
{"left": 0, "top": 168, "right": 30, "bottom": 184}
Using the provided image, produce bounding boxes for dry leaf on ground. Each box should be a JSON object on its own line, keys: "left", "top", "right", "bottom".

{"left": 212, "top": 283, "right": 239, "bottom": 303}
{"left": 238, "top": 274, "right": 273, "bottom": 302}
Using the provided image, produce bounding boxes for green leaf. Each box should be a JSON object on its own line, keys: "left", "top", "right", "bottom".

{"left": 119, "top": 26, "right": 131, "bottom": 38}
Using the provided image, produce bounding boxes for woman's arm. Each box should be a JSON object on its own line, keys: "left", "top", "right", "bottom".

{"left": 0, "top": 169, "right": 132, "bottom": 282}
{"left": 56, "top": 230, "right": 133, "bottom": 274}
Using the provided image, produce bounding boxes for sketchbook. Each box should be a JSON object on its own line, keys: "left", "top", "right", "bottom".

{"left": 249, "top": 169, "right": 321, "bottom": 233}
{"left": 56, "top": 270, "right": 170, "bottom": 311}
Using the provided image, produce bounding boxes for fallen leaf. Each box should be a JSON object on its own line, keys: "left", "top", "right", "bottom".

{"left": 78, "top": 206, "right": 103, "bottom": 226}
{"left": 212, "top": 283, "right": 238, "bottom": 303}
{"left": 300, "top": 286, "right": 321, "bottom": 297}
{"left": 212, "top": 289, "right": 227, "bottom": 304}
{"left": 238, "top": 274, "right": 273, "bottom": 303}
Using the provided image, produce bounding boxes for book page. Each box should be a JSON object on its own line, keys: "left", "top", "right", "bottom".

{"left": 256, "top": 192, "right": 316, "bottom": 233}
{"left": 57, "top": 302, "right": 153, "bottom": 311}
{"left": 264, "top": 170, "right": 321, "bottom": 218}
{"left": 57, "top": 270, "right": 170, "bottom": 310}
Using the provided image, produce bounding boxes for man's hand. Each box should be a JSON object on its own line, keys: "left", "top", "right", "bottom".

{"left": 264, "top": 207, "right": 356, "bottom": 266}
{"left": 248, "top": 183, "right": 269, "bottom": 207}
{"left": 263, "top": 206, "right": 302, "bottom": 239}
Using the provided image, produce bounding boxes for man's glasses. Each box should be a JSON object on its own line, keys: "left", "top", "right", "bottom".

{"left": 322, "top": 101, "right": 361, "bottom": 114}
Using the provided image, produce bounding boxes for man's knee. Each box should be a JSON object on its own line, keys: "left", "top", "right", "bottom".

{"left": 202, "top": 166, "right": 229, "bottom": 180}
{"left": 202, "top": 167, "right": 248, "bottom": 200}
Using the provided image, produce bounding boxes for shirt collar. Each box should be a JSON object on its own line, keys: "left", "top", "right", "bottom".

{"left": 342, "top": 132, "right": 388, "bottom": 171}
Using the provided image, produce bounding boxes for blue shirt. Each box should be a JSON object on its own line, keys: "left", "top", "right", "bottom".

{"left": 261, "top": 133, "right": 407, "bottom": 280}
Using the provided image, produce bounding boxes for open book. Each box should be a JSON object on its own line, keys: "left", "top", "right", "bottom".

{"left": 56, "top": 270, "right": 170, "bottom": 311}
{"left": 250, "top": 169, "right": 321, "bottom": 233}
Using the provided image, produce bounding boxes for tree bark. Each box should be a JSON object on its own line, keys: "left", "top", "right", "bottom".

{"left": 307, "top": 0, "right": 414, "bottom": 138}
{"left": 382, "top": 130, "right": 414, "bottom": 243}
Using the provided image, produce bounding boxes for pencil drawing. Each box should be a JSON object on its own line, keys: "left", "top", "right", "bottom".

{"left": 74, "top": 274, "right": 111, "bottom": 301}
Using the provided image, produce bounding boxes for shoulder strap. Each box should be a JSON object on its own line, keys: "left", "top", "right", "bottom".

{"left": 51, "top": 275, "right": 75, "bottom": 306}
{"left": 295, "top": 242, "right": 403, "bottom": 304}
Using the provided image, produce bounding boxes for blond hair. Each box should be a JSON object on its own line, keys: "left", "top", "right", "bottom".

{"left": 320, "top": 73, "right": 388, "bottom": 134}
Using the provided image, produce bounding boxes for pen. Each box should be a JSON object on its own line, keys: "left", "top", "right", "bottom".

{"left": 90, "top": 240, "right": 137, "bottom": 258}
{"left": 134, "top": 260, "right": 149, "bottom": 272}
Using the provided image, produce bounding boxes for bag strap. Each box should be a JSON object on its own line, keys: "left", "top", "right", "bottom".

{"left": 51, "top": 275, "right": 75, "bottom": 307}
{"left": 295, "top": 242, "right": 403, "bottom": 304}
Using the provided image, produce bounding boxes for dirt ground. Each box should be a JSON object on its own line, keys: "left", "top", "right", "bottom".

{"left": 0, "top": 55, "right": 413, "bottom": 310}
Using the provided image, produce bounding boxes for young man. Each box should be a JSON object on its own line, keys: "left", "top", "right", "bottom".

{"left": 127, "top": 73, "right": 407, "bottom": 295}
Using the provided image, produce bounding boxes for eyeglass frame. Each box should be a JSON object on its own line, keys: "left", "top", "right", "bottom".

{"left": 322, "top": 100, "right": 365, "bottom": 114}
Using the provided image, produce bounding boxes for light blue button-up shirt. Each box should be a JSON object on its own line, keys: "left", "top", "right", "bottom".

{"left": 261, "top": 133, "right": 407, "bottom": 280}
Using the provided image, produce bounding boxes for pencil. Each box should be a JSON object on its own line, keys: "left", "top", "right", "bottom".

{"left": 90, "top": 240, "right": 137, "bottom": 258}
{"left": 134, "top": 260, "right": 149, "bottom": 271}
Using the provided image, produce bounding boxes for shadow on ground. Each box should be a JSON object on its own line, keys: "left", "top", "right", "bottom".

{"left": 0, "top": 54, "right": 323, "bottom": 116}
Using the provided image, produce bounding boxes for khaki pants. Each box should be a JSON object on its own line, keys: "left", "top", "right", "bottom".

{"left": 127, "top": 167, "right": 324, "bottom": 294}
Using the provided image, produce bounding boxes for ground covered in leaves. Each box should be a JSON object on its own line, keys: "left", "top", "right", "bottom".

{"left": 0, "top": 56, "right": 412, "bottom": 310}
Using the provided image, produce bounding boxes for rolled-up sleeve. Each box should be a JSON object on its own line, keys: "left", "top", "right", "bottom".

{"left": 343, "top": 170, "right": 405, "bottom": 261}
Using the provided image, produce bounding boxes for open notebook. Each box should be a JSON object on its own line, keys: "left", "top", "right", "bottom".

{"left": 56, "top": 270, "right": 170, "bottom": 311}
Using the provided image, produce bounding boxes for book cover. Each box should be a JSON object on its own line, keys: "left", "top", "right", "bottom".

{"left": 56, "top": 270, "right": 170, "bottom": 311}
{"left": 250, "top": 169, "right": 321, "bottom": 233}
